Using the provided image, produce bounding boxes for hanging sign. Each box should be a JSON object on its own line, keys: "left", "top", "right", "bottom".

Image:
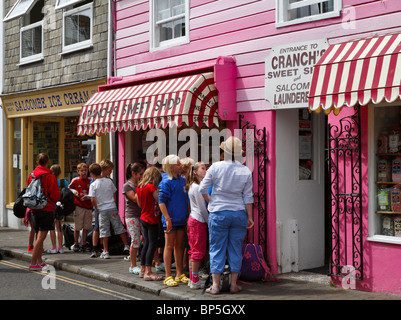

{"left": 265, "top": 39, "right": 328, "bottom": 110}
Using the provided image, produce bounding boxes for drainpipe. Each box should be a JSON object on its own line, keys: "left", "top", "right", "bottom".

{"left": 0, "top": 4, "right": 6, "bottom": 226}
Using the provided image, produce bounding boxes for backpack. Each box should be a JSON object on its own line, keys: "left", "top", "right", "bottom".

{"left": 63, "top": 223, "right": 75, "bottom": 249}
{"left": 22, "top": 173, "right": 49, "bottom": 210}
{"left": 240, "top": 243, "right": 278, "bottom": 282}
{"left": 57, "top": 185, "right": 76, "bottom": 216}
{"left": 13, "top": 188, "right": 27, "bottom": 218}
{"left": 202, "top": 262, "right": 231, "bottom": 294}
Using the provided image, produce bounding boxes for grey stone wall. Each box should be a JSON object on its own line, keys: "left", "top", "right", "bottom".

{"left": 3, "top": 0, "right": 108, "bottom": 94}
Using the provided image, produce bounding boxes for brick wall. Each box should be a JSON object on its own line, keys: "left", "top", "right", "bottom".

{"left": 3, "top": 0, "right": 108, "bottom": 94}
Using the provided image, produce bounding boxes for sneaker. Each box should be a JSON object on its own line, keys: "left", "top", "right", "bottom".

{"left": 155, "top": 263, "right": 165, "bottom": 272}
{"left": 100, "top": 251, "right": 110, "bottom": 259}
{"left": 58, "top": 247, "right": 64, "bottom": 254}
{"left": 123, "top": 245, "right": 130, "bottom": 255}
{"left": 29, "top": 264, "right": 42, "bottom": 271}
{"left": 81, "top": 243, "right": 90, "bottom": 252}
{"left": 39, "top": 262, "right": 48, "bottom": 268}
{"left": 190, "top": 279, "right": 205, "bottom": 290}
{"left": 90, "top": 250, "right": 98, "bottom": 258}
{"left": 27, "top": 245, "right": 34, "bottom": 252}
{"left": 46, "top": 248, "right": 58, "bottom": 254}
{"left": 71, "top": 244, "right": 80, "bottom": 252}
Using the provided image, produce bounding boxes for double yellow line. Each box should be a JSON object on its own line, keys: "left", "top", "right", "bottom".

{"left": 0, "top": 259, "right": 142, "bottom": 300}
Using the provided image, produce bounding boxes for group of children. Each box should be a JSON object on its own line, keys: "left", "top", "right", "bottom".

{"left": 41, "top": 154, "right": 210, "bottom": 290}
{"left": 123, "top": 155, "right": 210, "bottom": 289}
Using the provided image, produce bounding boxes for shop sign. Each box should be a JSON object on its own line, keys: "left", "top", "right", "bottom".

{"left": 265, "top": 39, "right": 328, "bottom": 110}
{"left": 1, "top": 80, "right": 105, "bottom": 118}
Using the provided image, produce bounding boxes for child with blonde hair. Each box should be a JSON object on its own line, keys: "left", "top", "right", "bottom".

{"left": 158, "top": 155, "right": 190, "bottom": 286}
{"left": 186, "top": 162, "right": 209, "bottom": 289}
{"left": 136, "top": 166, "right": 163, "bottom": 280}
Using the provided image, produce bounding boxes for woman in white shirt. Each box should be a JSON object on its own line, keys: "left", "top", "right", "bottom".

{"left": 186, "top": 162, "right": 209, "bottom": 289}
{"left": 199, "top": 136, "right": 254, "bottom": 294}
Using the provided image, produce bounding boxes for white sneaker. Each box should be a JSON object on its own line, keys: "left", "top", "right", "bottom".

{"left": 46, "top": 248, "right": 58, "bottom": 254}
{"left": 190, "top": 280, "right": 205, "bottom": 290}
{"left": 58, "top": 247, "right": 64, "bottom": 254}
{"left": 100, "top": 251, "right": 110, "bottom": 259}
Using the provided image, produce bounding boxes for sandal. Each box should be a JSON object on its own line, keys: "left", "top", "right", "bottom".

{"left": 144, "top": 273, "right": 163, "bottom": 281}
{"left": 230, "top": 285, "right": 243, "bottom": 294}
{"left": 164, "top": 276, "right": 178, "bottom": 287}
{"left": 175, "top": 274, "right": 189, "bottom": 284}
{"left": 206, "top": 286, "right": 220, "bottom": 295}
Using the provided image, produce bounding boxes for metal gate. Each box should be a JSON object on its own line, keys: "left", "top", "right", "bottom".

{"left": 327, "top": 106, "right": 363, "bottom": 280}
{"left": 239, "top": 114, "right": 268, "bottom": 258}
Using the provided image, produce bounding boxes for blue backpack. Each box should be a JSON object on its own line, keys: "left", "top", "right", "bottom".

{"left": 22, "top": 173, "right": 49, "bottom": 210}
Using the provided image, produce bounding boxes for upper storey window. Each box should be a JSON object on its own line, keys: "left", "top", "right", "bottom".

{"left": 276, "top": 0, "right": 342, "bottom": 28}
{"left": 150, "top": 0, "right": 189, "bottom": 51}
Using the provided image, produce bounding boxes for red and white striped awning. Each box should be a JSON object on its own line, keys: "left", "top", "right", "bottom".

{"left": 77, "top": 72, "right": 218, "bottom": 135}
{"left": 309, "top": 33, "right": 401, "bottom": 114}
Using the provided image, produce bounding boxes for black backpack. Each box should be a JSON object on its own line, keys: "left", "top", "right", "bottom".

{"left": 58, "top": 187, "right": 76, "bottom": 216}
{"left": 13, "top": 188, "right": 27, "bottom": 219}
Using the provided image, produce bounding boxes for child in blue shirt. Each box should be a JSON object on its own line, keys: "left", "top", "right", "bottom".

{"left": 158, "top": 155, "right": 189, "bottom": 287}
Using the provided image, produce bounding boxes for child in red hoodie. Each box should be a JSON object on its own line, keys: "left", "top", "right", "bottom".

{"left": 28, "top": 153, "right": 60, "bottom": 271}
{"left": 68, "top": 163, "right": 93, "bottom": 252}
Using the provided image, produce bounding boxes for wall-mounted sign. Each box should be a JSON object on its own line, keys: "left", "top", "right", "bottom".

{"left": 265, "top": 39, "right": 328, "bottom": 110}
{"left": 1, "top": 79, "right": 105, "bottom": 118}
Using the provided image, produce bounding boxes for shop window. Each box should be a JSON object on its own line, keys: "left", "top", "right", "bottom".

{"left": 62, "top": 2, "right": 93, "bottom": 54}
{"left": 13, "top": 119, "right": 22, "bottom": 201}
{"left": 276, "top": 0, "right": 341, "bottom": 28}
{"left": 372, "top": 105, "right": 401, "bottom": 240}
{"left": 298, "top": 109, "right": 314, "bottom": 180}
{"left": 150, "top": 0, "right": 189, "bottom": 51}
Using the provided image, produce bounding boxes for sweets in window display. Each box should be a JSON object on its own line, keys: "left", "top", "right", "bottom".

{"left": 392, "top": 156, "right": 401, "bottom": 183}
{"left": 394, "top": 216, "right": 401, "bottom": 237}
{"left": 382, "top": 215, "right": 395, "bottom": 236}
{"left": 377, "top": 186, "right": 391, "bottom": 211}
{"left": 391, "top": 186, "right": 401, "bottom": 212}
{"left": 377, "top": 158, "right": 391, "bottom": 182}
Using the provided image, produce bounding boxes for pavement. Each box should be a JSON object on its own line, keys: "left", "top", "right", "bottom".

{"left": 1, "top": 226, "right": 401, "bottom": 301}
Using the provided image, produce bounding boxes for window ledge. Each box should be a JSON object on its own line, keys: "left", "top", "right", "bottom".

{"left": 61, "top": 42, "right": 93, "bottom": 56}
{"left": 17, "top": 55, "right": 44, "bottom": 67}
{"left": 367, "top": 235, "right": 401, "bottom": 245}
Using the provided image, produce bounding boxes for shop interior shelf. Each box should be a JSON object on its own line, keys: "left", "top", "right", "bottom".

{"left": 376, "top": 181, "right": 401, "bottom": 185}
{"left": 376, "top": 211, "right": 401, "bottom": 214}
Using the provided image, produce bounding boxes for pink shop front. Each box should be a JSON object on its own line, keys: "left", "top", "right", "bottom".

{"left": 76, "top": 57, "right": 276, "bottom": 271}
{"left": 309, "top": 33, "right": 401, "bottom": 295}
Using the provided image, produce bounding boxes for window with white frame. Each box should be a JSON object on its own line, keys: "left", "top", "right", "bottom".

{"left": 150, "top": 0, "right": 189, "bottom": 51}
{"left": 62, "top": 2, "right": 93, "bottom": 54}
{"left": 3, "top": 0, "right": 38, "bottom": 22}
{"left": 276, "top": 0, "right": 342, "bottom": 28}
{"left": 20, "top": 20, "right": 43, "bottom": 64}
{"left": 4, "top": 0, "right": 45, "bottom": 65}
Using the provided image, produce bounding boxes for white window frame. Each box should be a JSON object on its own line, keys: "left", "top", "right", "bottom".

{"left": 19, "top": 20, "right": 44, "bottom": 65}
{"left": 55, "top": 0, "right": 84, "bottom": 10}
{"left": 149, "top": 0, "right": 190, "bottom": 52}
{"left": 276, "top": 0, "right": 342, "bottom": 28}
{"left": 61, "top": 2, "right": 93, "bottom": 55}
{"left": 3, "top": 0, "right": 38, "bottom": 22}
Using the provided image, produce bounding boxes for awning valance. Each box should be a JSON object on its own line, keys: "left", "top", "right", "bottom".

{"left": 77, "top": 72, "right": 218, "bottom": 135}
{"left": 308, "top": 33, "right": 401, "bottom": 114}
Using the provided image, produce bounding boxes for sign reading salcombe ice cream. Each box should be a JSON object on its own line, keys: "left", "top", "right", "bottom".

{"left": 265, "top": 39, "right": 328, "bottom": 110}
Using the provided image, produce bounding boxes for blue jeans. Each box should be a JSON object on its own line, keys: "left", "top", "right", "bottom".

{"left": 208, "top": 210, "right": 247, "bottom": 274}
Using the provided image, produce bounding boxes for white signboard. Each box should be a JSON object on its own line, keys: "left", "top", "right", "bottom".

{"left": 265, "top": 39, "right": 328, "bottom": 110}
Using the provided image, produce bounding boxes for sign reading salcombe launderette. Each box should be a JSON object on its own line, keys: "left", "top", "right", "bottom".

{"left": 265, "top": 39, "right": 328, "bottom": 110}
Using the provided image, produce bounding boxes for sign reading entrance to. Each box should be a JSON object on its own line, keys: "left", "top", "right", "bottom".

{"left": 265, "top": 39, "right": 328, "bottom": 110}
